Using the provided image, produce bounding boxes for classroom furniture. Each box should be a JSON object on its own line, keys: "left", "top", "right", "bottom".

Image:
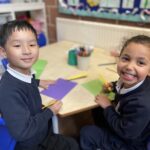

{"left": 148, "top": 138, "right": 150, "bottom": 150}
{"left": 1, "top": 58, "right": 8, "bottom": 69}
{"left": 0, "top": 117, "right": 16, "bottom": 150}
{"left": 39, "top": 41, "right": 118, "bottom": 135}
{"left": 0, "top": 1, "right": 48, "bottom": 43}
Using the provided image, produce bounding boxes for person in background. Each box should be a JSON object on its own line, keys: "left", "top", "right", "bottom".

{"left": 80, "top": 35, "right": 150, "bottom": 150}
{"left": 0, "top": 20, "right": 80, "bottom": 150}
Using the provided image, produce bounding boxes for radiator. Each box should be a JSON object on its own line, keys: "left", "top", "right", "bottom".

{"left": 56, "top": 17, "right": 150, "bottom": 51}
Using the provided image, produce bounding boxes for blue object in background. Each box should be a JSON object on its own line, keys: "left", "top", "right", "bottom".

{"left": 0, "top": 117, "right": 16, "bottom": 150}
{"left": 1, "top": 58, "right": 8, "bottom": 70}
{"left": 37, "top": 32, "right": 47, "bottom": 47}
{"left": 0, "top": 0, "right": 11, "bottom": 3}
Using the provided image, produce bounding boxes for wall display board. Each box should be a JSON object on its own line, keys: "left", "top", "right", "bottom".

{"left": 58, "top": 0, "right": 150, "bottom": 23}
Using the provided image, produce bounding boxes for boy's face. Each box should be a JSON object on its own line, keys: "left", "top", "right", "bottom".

{"left": 1, "top": 29, "right": 39, "bottom": 75}
{"left": 117, "top": 43, "right": 150, "bottom": 88}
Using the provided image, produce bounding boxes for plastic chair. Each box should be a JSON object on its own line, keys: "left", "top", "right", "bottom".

{"left": 1, "top": 58, "right": 8, "bottom": 70}
{"left": 37, "top": 32, "right": 47, "bottom": 47}
{"left": 0, "top": 117, "right": 16, "bottom": 150}
{"left": 147, "top": 138, "right": 150, "bottom": 150}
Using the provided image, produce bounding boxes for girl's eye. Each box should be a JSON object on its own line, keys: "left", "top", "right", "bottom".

{"left": 137, "top": 61, "right": 145, "bottom": 66}
{"left": 120, "top": 56, "right": 129, "bottom": 62}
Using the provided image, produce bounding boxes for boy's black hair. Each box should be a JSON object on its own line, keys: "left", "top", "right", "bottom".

{"left": 0, "top": 20, "right": 37, "bottom": 47}
{"left": 120, "top": 35, "right": 150, "bottom": 55}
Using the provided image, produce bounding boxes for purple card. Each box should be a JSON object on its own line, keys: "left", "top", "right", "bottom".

{"left": 41, "top": 78, "right": 77, "bottom": 100}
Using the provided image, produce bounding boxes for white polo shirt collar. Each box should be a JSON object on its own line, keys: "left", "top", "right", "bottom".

{"left": 116, "top": 79, "right": 144, "bottom": 94}
{"left": 7, "top": 64, "right": 35, "bottom": 83}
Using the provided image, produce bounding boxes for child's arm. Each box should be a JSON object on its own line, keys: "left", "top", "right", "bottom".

{"left": 47, "top": 101, "right": 62, "bottom": 115}
{"left": 39, "top": 79, "right": 56, "bottom": 89}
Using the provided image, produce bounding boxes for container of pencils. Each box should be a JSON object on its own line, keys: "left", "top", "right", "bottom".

{"left": 77, "top": 46, "right": 93, "bottom": 70}
{"left": 68, "top": 49, "right": 77, "bottom": 66}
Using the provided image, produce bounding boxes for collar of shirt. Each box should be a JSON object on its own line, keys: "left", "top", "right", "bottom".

{"left": 116, "top": 79, "right": 144, "bottom": 94}
{"left": 7, "top": 64, "right": 35, "bottom": 83}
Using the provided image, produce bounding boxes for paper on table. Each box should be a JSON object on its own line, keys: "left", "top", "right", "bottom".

{"left": 82, "top": 79, "right": 115, "bottom": 101}
{"left": 32, "top": 59, "right": 48, "bottom": 79}
{"left": 41, "top": 78, "right": 77, "bottom": 100}
{"left": 82, "top": 79, "right": 103, "bottom": 96}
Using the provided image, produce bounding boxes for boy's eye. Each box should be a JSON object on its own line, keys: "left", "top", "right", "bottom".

{"left": 13, "top": 45, "right": 20, "bottom": 47}
{"left": 30, "top": 44, "right": 36, "bottom": 46}
{"left": 29, "top": 42, "right": 37, "bottom": 47}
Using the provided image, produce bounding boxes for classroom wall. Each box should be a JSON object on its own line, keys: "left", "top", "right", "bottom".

{"left": 44, "top": 0, "right": 150, "bottom": 44}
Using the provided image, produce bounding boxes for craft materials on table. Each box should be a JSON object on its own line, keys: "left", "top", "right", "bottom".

{"left": 77, "top": 45, "right": 93, "bottom": 57}
{"left": 32, "top": 59, "right": 48, "bottom": 79}
{"left": 98, "top": 62, "right": 116, "bottom": 66}
{"left": 42, "top": 99, "right": 57, "bottom": 109}
{"left": 82, "top": 74, "right": 115, "bottom": 101}
{"left": 67, "top": 72, "right": 88, "bottom": 80}
{"left": 41, "top": 78, "right": 77, "bottom": 100}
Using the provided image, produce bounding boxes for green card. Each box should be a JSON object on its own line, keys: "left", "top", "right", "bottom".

{"left": 32, "top": 59, "right": 48, "bottom": 79}
{"left": 82, "top": 79, "right": 115, "bottom": 101}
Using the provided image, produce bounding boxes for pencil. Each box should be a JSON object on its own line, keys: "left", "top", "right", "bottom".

{"left": 67, "top": 73, "right": 87, "bottom": 80}
{"left": 106, "top": 67, "right": 117, "bottom": 73}
{"left": 42, "top": 100, "right": 57, "bottom": 109}
{"left": 98, "top": 62, "right": 116, "bottom": 66}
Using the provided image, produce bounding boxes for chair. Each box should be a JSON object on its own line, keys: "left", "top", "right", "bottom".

{"left": 1, "top": 58, "right": 8, "bottom": 70}
{"left": 147, "top": 138, "right": 150, "bottom": 150}
{"left": 0, "top": 117, "right": 16, "bottom": 150}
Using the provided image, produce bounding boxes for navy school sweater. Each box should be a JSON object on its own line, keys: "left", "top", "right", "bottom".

{"left": 104, "top": 76, "right": 150, "bottom": 149}
{"left": 0, "top": 71, "right": 53, "bottom": 149}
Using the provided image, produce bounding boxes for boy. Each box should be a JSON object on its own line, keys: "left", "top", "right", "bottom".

{"left": 0, "top": 20, "right": 79, "bottom": 150}
{"left": 80, "top": 35, "right": 150, "bottom": 150}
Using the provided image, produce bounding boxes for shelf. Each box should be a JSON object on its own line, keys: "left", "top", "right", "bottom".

{"left": 0, "top": 2, "right": 44, "bottom": 13}
{"left": 0, "top": 2, "right": 48, "bottom": 45}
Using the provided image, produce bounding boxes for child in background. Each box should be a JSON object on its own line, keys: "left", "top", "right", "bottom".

{"left": 80, "top": 35, "right": 150, "bottom": 150}
{"left": 0, "top": 20, "right": 79, "bottom": 150}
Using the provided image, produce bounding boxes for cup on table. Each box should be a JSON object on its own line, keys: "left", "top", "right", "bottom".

{"left": 77, "top": 55, "right": 90, "bottom": 70}
{"left": 68, "top": 49, "right": 77, "bottom": 66}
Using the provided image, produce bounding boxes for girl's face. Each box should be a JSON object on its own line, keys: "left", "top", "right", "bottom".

{"left": 117, "top": 43, "right": 150, "bottom": 88}
{"left": 1, "top": 29, "right": 39, "bottom": 75}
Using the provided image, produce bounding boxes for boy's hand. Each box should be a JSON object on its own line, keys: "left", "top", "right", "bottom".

{"left": 39, "top": 79, "right": 56, "bottom": 89}
{"left": 95, "top": 94, "right": 111, "bottom": 109}
{"left": 48, "top": 101, "right": 62, "bottom": 115}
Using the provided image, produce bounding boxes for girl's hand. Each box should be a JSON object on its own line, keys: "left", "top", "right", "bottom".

{"left": 110, "top": 50, "right": 120, "bottom": 57}
{"left": 48, "top": 101, "right": 62, "bottom": 115}
{"left": 95, "top": 94, "right": 111, "bottom": 109}
{"left": 39, "top": 79, "right": 56, "bottom": 89}
{"left": 103, "top": 82, "right": 113, "bottom": 93}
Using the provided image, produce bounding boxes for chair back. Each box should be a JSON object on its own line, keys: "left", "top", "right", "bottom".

{"left": 0, "top": 117, "right": 16, "bottom": 150}
{"left": 147, "top": 138, "right": 150, "bottom": 150}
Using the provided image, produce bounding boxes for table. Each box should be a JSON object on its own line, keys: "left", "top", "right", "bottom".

{"left": 39, "top": 41, "right": 119, "bottom": 135}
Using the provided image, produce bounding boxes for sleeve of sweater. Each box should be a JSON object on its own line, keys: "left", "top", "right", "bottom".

{"left": 35, "top": 79, "right": 40, "bottom": 86}
{"left": 103, "top": 98, "right": 150, "bottom": 140}
{"left": 0, "top": 87, "right": 53, "bottom": 141}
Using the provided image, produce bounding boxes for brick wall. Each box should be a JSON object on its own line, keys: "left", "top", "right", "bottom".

{"left": 44, "top": 0, "right": 58, "bottom": 43}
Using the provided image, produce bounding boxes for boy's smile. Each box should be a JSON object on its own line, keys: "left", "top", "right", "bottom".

{"left": 117, "top": 43, "right": 150, "bottom": 88}
{"left": 2, "top": 29, "right": 39, "bottom": 75}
